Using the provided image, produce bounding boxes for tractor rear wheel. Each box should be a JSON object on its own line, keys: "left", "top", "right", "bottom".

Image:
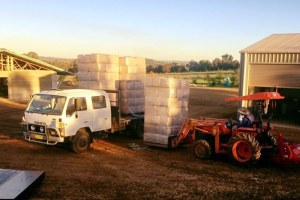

{"left": 228, "top": 133, "right": 261, "bottom": 166}
{"left": 194, "top": 140, "right": 211, "bottom": 160}
{"left": 257, "top": 131, "right": 278, "bottom": 161}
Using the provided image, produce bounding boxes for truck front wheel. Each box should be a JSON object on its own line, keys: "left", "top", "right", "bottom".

{"left": 71, "top": 130, "right": 90, "bottom": 153}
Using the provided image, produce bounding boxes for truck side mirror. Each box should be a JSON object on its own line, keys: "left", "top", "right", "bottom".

{"left": 74, "top": 98, "right": 80, "bottom": 118}
{"left": 74, "top": 98, "right": 80, "bottom": 111}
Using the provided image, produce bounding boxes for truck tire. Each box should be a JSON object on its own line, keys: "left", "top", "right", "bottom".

{"left": 134, "top": 122, "right": 144, "bottom": 139}
{"left": 128, "top": 120, "right": 144, "bottom": 139}
{"left": 194, "top": 140, "right": 212, "bottom": 160}
{"left": 71, "top": 130, "right": 90, "bottom": 153}
{"left": 228, "top": 133, "right": 261, "bottom": 166}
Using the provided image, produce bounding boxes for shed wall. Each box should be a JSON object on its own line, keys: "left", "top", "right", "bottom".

{"left": 8, "top": 70, "right": 57, "bottom": 100}
{"left": 249, "top": 64, "right": 300, "bottom": 88}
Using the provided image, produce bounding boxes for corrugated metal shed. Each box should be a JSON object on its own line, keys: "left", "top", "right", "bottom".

{"left": 240, "top": 33, "right": 300, "bottom": 53}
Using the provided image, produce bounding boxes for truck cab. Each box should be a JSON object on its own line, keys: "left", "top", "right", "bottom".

{"left": 22, "top": 89, "right": 112, "bottom": 152}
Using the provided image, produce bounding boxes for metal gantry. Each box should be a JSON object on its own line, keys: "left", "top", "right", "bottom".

{"left": 0, "top": 52, "right": 49, "bottom": 72}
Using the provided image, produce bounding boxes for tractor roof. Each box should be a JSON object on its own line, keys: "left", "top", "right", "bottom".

{"left": 225, "top": 92, "right": 285, "bottom": 102}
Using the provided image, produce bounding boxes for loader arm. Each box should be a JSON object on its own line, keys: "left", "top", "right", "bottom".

{"left": 171, "top": 117, "right": 227, "bottom": 148}
{"left": 170, "top": 119, "right": 198, "bottom": 148}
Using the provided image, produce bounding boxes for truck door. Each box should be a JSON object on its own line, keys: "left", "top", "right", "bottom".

{"left": 91, "top": 95, "right": 111, "bottom": 131}
{"left": 65, "top": 97, "right": 91, "bottom": 136}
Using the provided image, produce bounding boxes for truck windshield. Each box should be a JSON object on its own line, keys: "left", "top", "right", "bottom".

{"left": 27, "top": 94, "right": 67, "bottom": 115}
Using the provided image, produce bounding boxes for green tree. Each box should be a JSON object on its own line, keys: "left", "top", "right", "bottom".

{"left": 170, "top": 65, "right": 180, "bottom": 73}
{"left": 232, "top": 60, "right": 240, "bottom": 69}
{"left": 24, "top": 51, "right": 39, "bottom": 59}
{"left": 146, "top": 65, "right": 154, "bottom": 73}
{"left": 155, "top": 65, "right": 164, "bottom": 73}
{"left": 187, "top": 60, "right": 200, "bottom": 72}
{"left": 221, "top": 54, "right": 233, "bottom": 64}
{"left": 179, "top": 66, "right": 187, "bottom": 72}
{"left": 212, "top": 58, "right": 221, "bottom": 70}
{"left": 199, "top": 60, "right": 212, "bottom": 71}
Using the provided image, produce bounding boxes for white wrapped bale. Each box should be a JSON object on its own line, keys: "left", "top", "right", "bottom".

{"left": 120, "top": 90, "right": 142, "bottom": 98}
{"left": 106, "top": 81, "right": 118, "bottom": 90}
{"left": 118, "top": 57, "right": 146, "bottom": 82}
{"left": 120, "top": 65, "right": 137, "bottom": 74}
{"left": 156, "top": 107, "right": 188, "bottom": 117}
{"left": 121, "top": 105, "right": 144, "bottom": 115}
{"left": 160, "top": 77, "right": 180, "bottom": 88}
{"left": 145, "top": 97, "right": 161, "bottom": 107}
{"left": 160, "top": 116, "right": 186, "bottom": 126}
{"left": 157, "top": 88, "right": 177, "bottom": 98}
{"left": 119, "top": 80, "right": 136, "bottom": 90}
{"left": 78, "top": 72, "right": 99, "bottom": 81}
{"left": 119, "top": 80, "right": 145, "bottom": 115}
{"left": 78, "top": 63, "right": 106, "bottom": 72}
{"left": 120, "top": 73, "right": 146, "bottom": 81}
{"left": 78, "top": 81, "right": 100, "bottom": 89}
{"left": 78, "top": 54, "right": 119, "bottom": 64}
{"left": 98, "top": 73, "right": 116, "bottom": 81}
{"left": 144, "top": 105, "right": 157, "bottom": 116}
{"left": 144, "top": 77, "right": 190, "bottom": 147}
{"left": 98, "top": 80, "right": 107, "bottom": 90}
{"left": 119, "top": 56, "right": 146, "bottom": 66}
{"left": 150, "top": 77, "right": 162, "bottom": 87}
{"left": 143, "top": 132, "right": 169, "bottom": 148}
{"left": 160, "top": 97, "right": 183, "bottom": 107}
{"left": 105, "top": 64, "right": 120, "bottom": 73}
{"left": 78, "top": 54, "right": 147, "bottom": 114}
{"left": 180, "top": 79, "right": 190, "bottom": 89}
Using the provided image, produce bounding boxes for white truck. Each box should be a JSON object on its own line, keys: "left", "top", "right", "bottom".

{"left": 22, "top": 89, "right": 144, "bottom": 153}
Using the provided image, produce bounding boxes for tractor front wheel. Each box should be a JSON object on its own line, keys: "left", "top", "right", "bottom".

{"left": 228, "top": 133, "right": 261, "bottom": 166}
{"left": 194, "top": 140, "right": 212, "bottom": 160}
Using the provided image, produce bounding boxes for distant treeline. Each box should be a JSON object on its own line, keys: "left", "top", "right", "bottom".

{"left": 146, "top": 54, "right": 240, "bottom": 73}
{"left": 24, "top": 52, "right": 239, "bottom": 75}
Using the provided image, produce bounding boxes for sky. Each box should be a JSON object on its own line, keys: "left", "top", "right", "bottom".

{"left": 0, "top": 0, "right": 300, "bottom": 61}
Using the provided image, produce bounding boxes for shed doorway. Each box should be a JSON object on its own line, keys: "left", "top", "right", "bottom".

{"left": 0, "top": 78, "right": 8, "bottom": 97}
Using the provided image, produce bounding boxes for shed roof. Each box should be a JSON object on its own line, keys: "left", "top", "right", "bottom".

{"left": 0, "top": 48, "right": 72, "bottom": 75}
{"left": 240, "top": 33, "right": 300, "bottom": 53}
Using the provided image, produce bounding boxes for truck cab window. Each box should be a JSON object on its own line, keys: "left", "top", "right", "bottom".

{"left": 92, "top": 95, "right": 106, "bottom": 109}
{"left": 66, "top": 97, "right": 87, "bottom": 116}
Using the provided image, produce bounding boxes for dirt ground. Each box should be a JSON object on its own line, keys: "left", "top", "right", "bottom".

{"left": 0, "top": 87, "right": 299, "bottom": 200}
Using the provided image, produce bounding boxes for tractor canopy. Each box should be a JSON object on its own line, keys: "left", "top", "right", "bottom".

{"left": 224, "top": 92, "right": 285, "bottom": 102}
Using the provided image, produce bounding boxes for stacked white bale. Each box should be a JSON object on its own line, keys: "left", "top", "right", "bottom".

{"left": 144, "top": 77, "right": 190, "bottom": 148}
{"left": 119, "top": 57, "right": 146, "bottom": 81}
{"left": 119, "top": 80, "right": 145, "bottom": 114}
{"left": 118, "top": 56, "right": 146, "bottom": 114}
{"left": 77, "top": 54, "right": 120, "bottom": 90}
{"left": 78, "top": 54, "right": 147, "bottom": 114}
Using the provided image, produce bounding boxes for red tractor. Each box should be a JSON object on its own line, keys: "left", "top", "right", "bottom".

{"left": 171, "top": 92, "right": 300, "bottom": 166}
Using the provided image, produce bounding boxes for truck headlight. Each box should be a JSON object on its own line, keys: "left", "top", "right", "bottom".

{"left": 40, "top": 126, "right": 45, "bottom": 133}
{"left": 30, "top": 125, "right": 36, "bottom": 131}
